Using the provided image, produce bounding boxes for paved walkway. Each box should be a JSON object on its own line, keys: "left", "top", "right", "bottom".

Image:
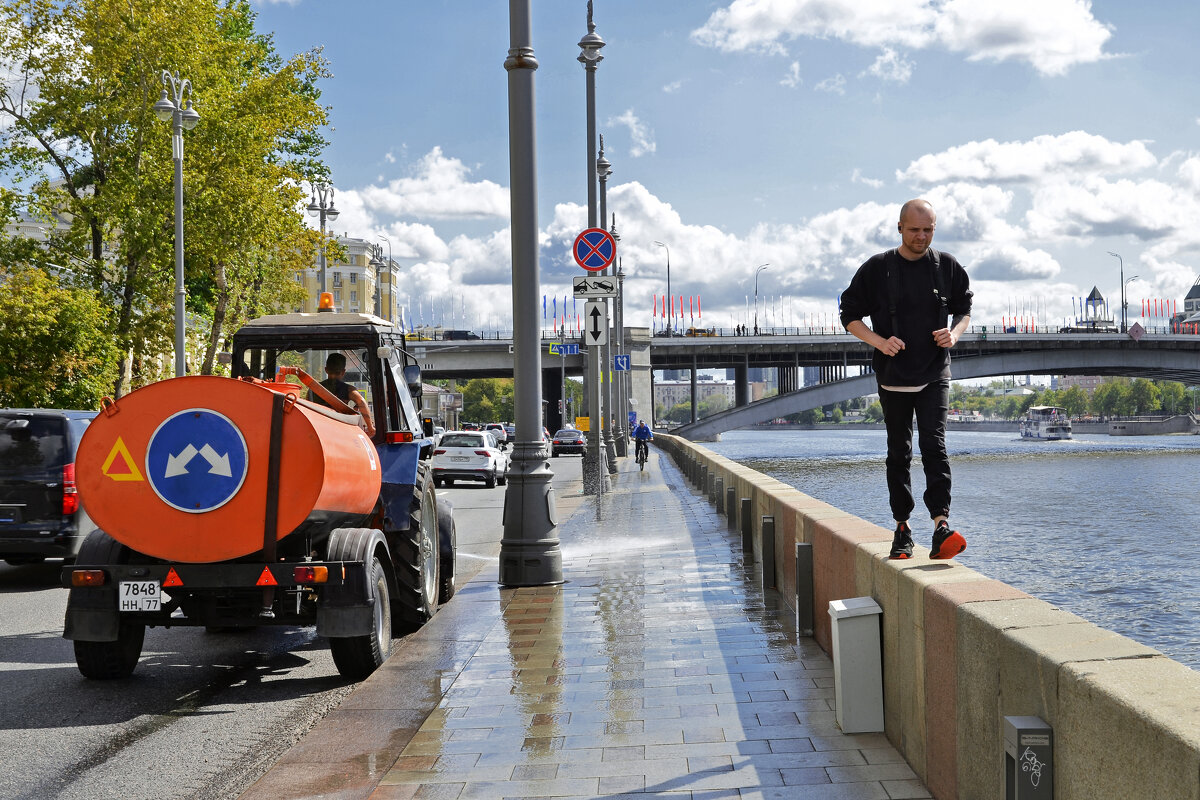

{"left": 243, "top": 449, "right": 930, "bottom": 799}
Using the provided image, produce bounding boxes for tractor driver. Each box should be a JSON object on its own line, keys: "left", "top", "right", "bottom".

{"left": 311, "top": 352, "right": 376, "bottom": 437}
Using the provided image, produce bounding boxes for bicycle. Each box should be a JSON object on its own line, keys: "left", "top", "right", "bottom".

{"left": 635, "top": 439, "right": 648, "bottom": 470}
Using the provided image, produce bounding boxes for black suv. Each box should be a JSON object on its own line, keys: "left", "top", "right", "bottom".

{"left": 0, "top": 409, "right": 97, "bottom": 564}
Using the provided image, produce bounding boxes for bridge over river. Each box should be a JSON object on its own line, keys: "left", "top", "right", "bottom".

{"left": 410, "top": 327, "right": 1200, "bottom": 437}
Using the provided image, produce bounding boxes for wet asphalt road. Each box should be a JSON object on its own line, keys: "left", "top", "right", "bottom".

{"left": 0, "top": 456, "right": 578, "bottom": 800}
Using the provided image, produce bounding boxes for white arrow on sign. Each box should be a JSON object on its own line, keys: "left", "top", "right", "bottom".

{"left": 165, "top": 443, "right": 233, "bottom": 478}
{"left": 584, "top": 300, "right": 607, "bottom": 346}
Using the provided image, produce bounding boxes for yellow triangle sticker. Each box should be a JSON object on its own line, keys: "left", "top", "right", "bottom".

{"left": 101, "top": 437, "right": 144, "bottom": 482}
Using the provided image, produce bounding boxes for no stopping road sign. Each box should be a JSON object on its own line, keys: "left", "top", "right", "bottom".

{"left": 573, "top": 228, "right": 616, "bottom": 272}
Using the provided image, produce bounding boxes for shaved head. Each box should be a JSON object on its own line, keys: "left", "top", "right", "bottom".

{"left": 899, "top": 199, "right": 936, "bottom": 225}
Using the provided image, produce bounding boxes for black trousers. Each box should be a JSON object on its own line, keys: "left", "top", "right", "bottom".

{"left": 878, "top": 380, "right": 951, "bottom": 522}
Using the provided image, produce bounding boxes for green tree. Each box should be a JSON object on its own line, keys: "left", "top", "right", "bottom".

{"left": 1059, "top": 385, "right": 1089, "bottom": 418}
{"left": 864, "top": 401, "right": 884, "bottom": 422}
{"left": 697, "top": 393, "right": 730, "bottom": 419}
{"left": 0, "top": 267, "right": 121, "bottom": 407}
{"left": 461, "top": 378, "right": 514, "bottom": 424}
{"left": 1129, "top": 378, "right": 1161, "bottom": 415}
{"left": 1158, "top": 381, "right": 1185, "bottom": 415}
{"left": 0, "top": 0, "right": 330, "bottom": 394}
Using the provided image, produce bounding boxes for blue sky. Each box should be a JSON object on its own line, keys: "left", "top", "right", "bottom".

{"left": 253, "top": 0, "right": 1200, "bottom": 332}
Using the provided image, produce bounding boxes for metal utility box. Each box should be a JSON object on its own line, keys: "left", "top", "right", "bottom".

{"left": 828, "top": 597, "right": 884, "bottom": 733}
{"left": 1004, "top": 715, "right": 1053, "bottom": 799}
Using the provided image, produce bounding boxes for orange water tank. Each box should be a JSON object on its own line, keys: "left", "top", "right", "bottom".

{"left": 76, "top": 376, "right": 381, "bottom": 563}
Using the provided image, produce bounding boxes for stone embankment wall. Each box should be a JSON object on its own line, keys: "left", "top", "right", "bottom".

{"left": 655, "top": 433, "right": 1200, "bottom": 800}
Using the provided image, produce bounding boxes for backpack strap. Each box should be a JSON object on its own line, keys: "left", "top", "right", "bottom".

{"left": 929, "top": 248, "right": 949, "bottom": 321}
{"left": 886, "top": 249, "right": 901, "bottom": 335}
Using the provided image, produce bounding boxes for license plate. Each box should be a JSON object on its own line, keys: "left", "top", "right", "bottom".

{"left": 119, "top": 580, "right": 161, "bottom": 612}
{"left": 450, "top": 456, "right": 469, "bottom": 462}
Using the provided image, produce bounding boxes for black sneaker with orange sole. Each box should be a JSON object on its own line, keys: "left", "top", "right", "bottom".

{"left": 889, "top": 521, "right": 914, "bottom": 559}
{"left": 930, "top": 521, "right": 966, "bottom": 560}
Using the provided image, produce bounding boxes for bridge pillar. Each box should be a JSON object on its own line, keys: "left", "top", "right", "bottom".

{"left": 735, "top": 360, "right": 749, "bottom": 407}
{"left": 690, "top": 357, "right": 699, "bottom": 424}
{"left": 543, "top": 367, "right": 564, "bottom": 434}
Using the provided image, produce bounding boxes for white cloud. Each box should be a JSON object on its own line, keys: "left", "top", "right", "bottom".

{"left": 780, "top": 61, "right": 802, "bottom": 88}
{"left": 815, "top": 74, "right": 846, "bottom": 95}
{"left": 863, "top": 47, "right": 913, "bottom": 83}
{"left": 1025, "top": 176, "right": 1200, "bottom": 241}
{"left": 605, "top": 109, "right": 657, "bottom": 157}
{"left": 663, "top": 80, "right": 684, "bottom": 93}
{"left": 851, "top": 168, "right": 883, "bottom": 189}
{"left": 346, "top": 147, "right": 508, "bottom": 221}
{"left": 692, "top": 0, "right": 1114, "bottom": 76}
{"left": 898, "top": 132, "right": 1156, "bottom": 186}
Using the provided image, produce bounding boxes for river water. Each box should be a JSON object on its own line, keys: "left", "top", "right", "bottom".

{"left": 706, "top": 429, "right": 1200, "bottom": 671}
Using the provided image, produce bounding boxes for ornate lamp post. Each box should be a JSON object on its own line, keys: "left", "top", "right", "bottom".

{"left": 379, "top": 235, "right": 392, "bottom": 320}
{"left": 368, "top": 243, "right": 385, "bottom": 317}
{"left": 579, "top": 1, "right": 608, "bottom": 493}
{"left": 753, "top": 263, "right": 770, "bottom": 335}
{"left": 308, "top": 182, "right": 339, "bottom": 297}
{"left": 498, "top": 0, "right": 562, "bottom": 586}
{"left": 152, "top": 70, "right": 200, "bottom": 377}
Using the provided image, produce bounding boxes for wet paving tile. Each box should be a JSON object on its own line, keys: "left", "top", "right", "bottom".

{"left": 252, "top": 452, "right": 929, "bottom": 800}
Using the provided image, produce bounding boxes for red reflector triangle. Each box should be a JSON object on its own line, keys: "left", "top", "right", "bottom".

{"left": 255, "top": 566, "right": 278, "bottom": 586}
{"left": 163, "top": 567, "right": 184, "bottom": 587}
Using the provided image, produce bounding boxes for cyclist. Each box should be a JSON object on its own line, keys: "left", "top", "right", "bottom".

{"left": 632, "top": 419, "right": 653, "bottom": 466}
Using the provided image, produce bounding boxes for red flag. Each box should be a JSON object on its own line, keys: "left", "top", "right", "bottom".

{"left": 698, "top": 295, "right": 702, "bottom": 319}
{"left": 669, "top": 295, "right": 674, "bottom": 317}
{"left": 689, "top": 296, "right": 694, "bottom": 319}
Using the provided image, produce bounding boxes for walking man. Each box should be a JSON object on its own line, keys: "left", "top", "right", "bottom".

{"left": 839, "top": 199, "right": 972, "bottom": 560}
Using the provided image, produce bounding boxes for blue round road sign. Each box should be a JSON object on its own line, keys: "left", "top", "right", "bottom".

{"left": 146, "top": 409, "right": 249, "bottom": 513}
{"left": 573, "top": 228, "right": 616, "bottom": 272}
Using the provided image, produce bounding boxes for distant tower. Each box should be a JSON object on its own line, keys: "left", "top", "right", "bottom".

{"left": 1183, "top": 275, "right": 1200, "bottom": 318}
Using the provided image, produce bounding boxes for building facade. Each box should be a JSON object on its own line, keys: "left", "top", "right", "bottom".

{"left": 296, "top": 235, "right": 400, "bottom": 322}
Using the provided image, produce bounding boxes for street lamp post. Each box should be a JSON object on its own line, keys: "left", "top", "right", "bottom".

{"left": 308, "top": 182, "right": 339, "bottom": 297}
{"left": 152, "top": 70, "right": 200, "bottom": 378}
{"left": 368, "top": 243, "right": 384, "bottom": 317}
{"left": 653, "top": 240, "right": 671, "bottom": 334}
{"left": 579, "top": 1, "right": 608, "bottom": 493}
{"left": 1108, "top": 251, "right": 1125, "bottom": 333}
{"left": 1125, "top": 274, "right": 1139, "bottom": 329}
{"left": 597, "top": 137, "right": 620, "bottom": 466}
{"left": 379, "top": 235, "right": 392, "bottom": 321}
{"left": 499, "top": 0, "right": 562, "bottom": 586}
{"left": 753, "top": 263, "right": 769, "bottom": 335}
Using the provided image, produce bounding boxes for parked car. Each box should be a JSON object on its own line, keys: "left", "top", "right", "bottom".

{"left": 0, "top": 409, "right": 98, "bottom": 565}
{"left": 431, "top": 431, "right": 509, "bottom": 488}
{"left": 503, "top": 424, "right": 516, "bottom": 441}
{"left": 551, "top": 428, "right": 587, "bottom": 457}
{"left": 442, "top": 329, "right": 481, "bottom": 340}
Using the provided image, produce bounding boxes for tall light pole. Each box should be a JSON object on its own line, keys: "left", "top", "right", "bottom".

{"left": 308, "top": 182, "right": 339, "bottom": 297}
{"left": 1125, "top": 274, "right": 1139, "bottom": 328}
{"left": 753, "top": 263, "right": 769, "bottom": 335}
{"left": 379, "top": 234, "right": 392, "bottom": 321}
{"left": 579, "top": 1, "right": 608, "bottom": 493}
{"left": 653, "top": 240, "right": 671, "bottom": 334}
{"left": 368, "top": 242, "right": 384, "bottom": 317}
{"left": 1108, "top": 251, "right": 1125, "bottom": 333}
{"left": 597, "top": 136, "right": 619, "bottom": 466}
{"left": 153, "top": 70, "right": 200, "bottom": 378}
{"left": 499, "top": 0, "right": 562, "bottom": 586}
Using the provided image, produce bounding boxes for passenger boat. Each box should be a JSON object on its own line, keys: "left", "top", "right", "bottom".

{"left": 1020, "top": 406, "right": 1073, "bottom": 440}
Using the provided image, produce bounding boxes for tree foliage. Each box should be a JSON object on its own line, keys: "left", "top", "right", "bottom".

{"left": 0, "top": 266, "right": 121, "bottom": 407}
{"left": 0, "top": 0, "right": 330, "bottom": 395}
{"left": 461, "top": 378, "right": 514, "bottom": 424}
